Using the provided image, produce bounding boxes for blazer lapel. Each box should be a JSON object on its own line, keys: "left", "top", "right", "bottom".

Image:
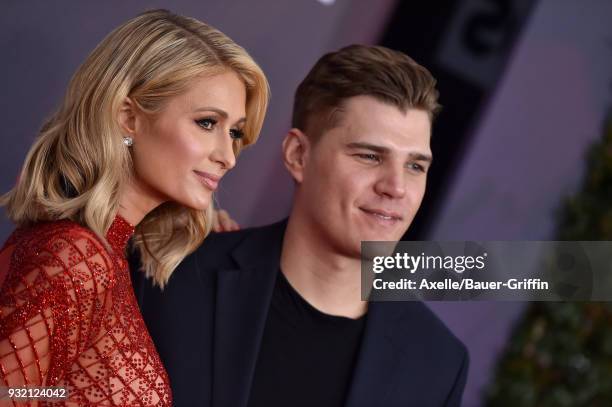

{"left": 212, "top": 221, "right": 286, "bottom": 407}
{"left": 345, "top": 302, "right": 430, "bottom": 407}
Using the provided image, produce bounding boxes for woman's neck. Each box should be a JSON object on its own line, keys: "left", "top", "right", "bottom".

{"left": 117, "top": 178, "right": 166, "bottom": 226}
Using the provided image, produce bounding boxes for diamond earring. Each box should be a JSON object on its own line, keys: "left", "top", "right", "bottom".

{"left": 123, "top": 136, "right": 133, "bottom": 147}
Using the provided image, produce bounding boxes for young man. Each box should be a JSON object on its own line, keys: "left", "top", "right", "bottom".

{"left": 132, "top": 45, "right": 468, "bottom": 407}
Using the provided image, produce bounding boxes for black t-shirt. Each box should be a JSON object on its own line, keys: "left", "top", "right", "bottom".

{"left": 247, "top": 271, "right": 366, "bottom": 407}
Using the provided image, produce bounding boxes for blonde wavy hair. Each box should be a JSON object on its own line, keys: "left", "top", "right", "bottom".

{"left": 1, "top": 9, "right": 269, "bottom": 287}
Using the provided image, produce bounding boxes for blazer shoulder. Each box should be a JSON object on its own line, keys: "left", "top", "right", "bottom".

{"left": 192, "top": 219, "right": 287, "bottom": 270}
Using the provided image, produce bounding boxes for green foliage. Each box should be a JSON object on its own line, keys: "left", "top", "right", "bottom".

{"left": 485, "top": 116, "right": 612, "bottom": 406}
{"left": 557, "top": 117, "right": 612, "bottom": 241}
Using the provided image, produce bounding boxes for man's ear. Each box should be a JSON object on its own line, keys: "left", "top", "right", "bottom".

{"left": 282, "top": 128, "right": 310, "bottom": 184}
{"left": 117, "top": 97, "right": 139, "bottom": 137}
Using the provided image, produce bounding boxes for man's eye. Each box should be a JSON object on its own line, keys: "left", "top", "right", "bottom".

{"left": 410, "top": 163, "right": 426, "bottom": 173}
{"left": 230, "top": 129, "right": 244, "bottom": 140}
{"left": 196, "top": 118, "right": 217, "bottom": 130}
{"left": 356, "top": 153, "right": 381, "bottom": 162}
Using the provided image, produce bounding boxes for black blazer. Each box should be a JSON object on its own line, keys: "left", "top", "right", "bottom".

{"left": 131, "top": 220, "right": 469, "bottom": 407}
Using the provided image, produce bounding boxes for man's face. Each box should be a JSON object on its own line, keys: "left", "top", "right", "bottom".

{"left": 297, "top": 95, "right": 432, "bottom": 258}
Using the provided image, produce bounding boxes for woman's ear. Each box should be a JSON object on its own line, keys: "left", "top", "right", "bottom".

{"left": 282, "top": 128, "right": 310, "bottom": 184}
{"left": 117, "top": 97, "right": 138, "bottom": 137}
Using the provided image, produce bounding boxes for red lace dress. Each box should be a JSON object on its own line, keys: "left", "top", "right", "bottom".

{"left": 0, "top": 216, "right": 172, "bottom": 406}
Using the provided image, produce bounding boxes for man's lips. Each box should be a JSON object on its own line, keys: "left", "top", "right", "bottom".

{"left": 359, "top": 207, "right": 403, "bottom": 221}
{"left": 194, "top": 170, "right": 220, "bottom": 191}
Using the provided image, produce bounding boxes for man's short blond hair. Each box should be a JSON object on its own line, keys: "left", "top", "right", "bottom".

{"left": 292, "top": 44, "right": 440, "bottom": 141}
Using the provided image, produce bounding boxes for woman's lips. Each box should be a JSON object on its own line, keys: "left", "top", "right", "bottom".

{"left": 194, "top": 170, "right": 220, "bottom": 191}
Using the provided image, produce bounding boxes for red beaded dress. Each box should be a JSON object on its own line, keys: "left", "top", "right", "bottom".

{"left": 0, "top": 216, "right": 172, "bottom": 406}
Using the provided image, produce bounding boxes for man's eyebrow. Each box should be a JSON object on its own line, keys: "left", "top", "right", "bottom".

{"left": 346, "top": 142, "right": 390, "bottom": 154}
{"left": 194, "top": 107, "right": 247, "bottom": 125}
{"left": 408, "top": 152, "right": 433, "bottom": 163}
{"left": 347, "top": 142, "right": 432, "bottom": 162}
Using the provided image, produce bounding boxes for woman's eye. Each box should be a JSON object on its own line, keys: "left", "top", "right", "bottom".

{"left": 196, "top": 118, "right": 217, "bottom": 130}
{"left": 230, "top": 129, "right": 244, "bottom": 140}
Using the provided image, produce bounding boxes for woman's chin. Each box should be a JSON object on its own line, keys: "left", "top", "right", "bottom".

{"left": 182, "top": 197, "right": 212, "bottom": 212}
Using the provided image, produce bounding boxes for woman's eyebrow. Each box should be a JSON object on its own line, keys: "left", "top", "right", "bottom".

{"left": 193, "top": 107, "right": 246, "bottom": 125}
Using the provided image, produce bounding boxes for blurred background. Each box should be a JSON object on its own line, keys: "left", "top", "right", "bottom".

{"left": 1, "top": 0, "right": 611, "bottom": 405}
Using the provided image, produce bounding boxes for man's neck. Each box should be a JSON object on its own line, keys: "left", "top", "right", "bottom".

{"left": 280, "top": 213, "right": 367, "bottom": 319}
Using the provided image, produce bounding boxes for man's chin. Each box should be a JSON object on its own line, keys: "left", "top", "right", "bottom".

{"left": 355, "top": 218, "right": 408, "bottom": 242}
{"left": 358, "top": 233, "right": 403, "bottom": 244}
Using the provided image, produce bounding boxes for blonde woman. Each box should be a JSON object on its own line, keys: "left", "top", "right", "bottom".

{"left": 0, "top": 9, "right": 268, "bottom": 406}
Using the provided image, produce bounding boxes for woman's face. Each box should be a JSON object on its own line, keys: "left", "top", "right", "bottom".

{"left": 128, "top": 71, "right": 247, "bottom": 213}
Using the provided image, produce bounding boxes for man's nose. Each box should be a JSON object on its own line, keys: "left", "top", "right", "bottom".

{"left": 374, "top": 165, "right": 406, "bottom": 199}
